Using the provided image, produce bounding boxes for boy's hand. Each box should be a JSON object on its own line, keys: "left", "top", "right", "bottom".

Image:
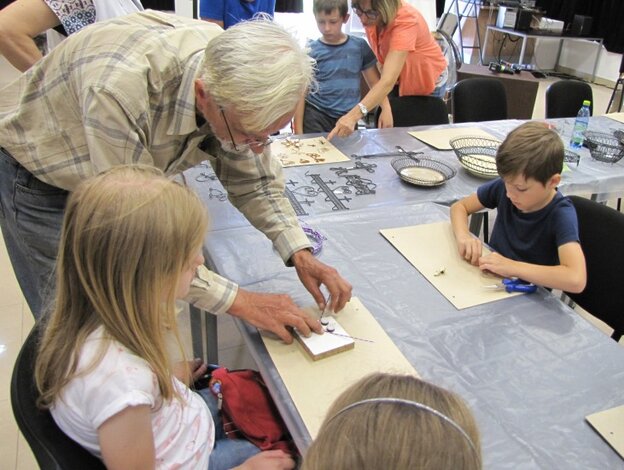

{"left": 457, "top": 235, "right": 483, "bottom": 265}
{"left": 478, "top": 252, "right": 516, "bottom": 278}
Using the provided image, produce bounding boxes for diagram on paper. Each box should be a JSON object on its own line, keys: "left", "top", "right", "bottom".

{"left": 271, "top": 136, "right": 350, "bottom": 167}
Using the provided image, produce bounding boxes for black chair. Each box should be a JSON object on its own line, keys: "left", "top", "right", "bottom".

{"left": 606, "top": 54, "right": 624, "bottom": 113}
{"left": 565, "top": 196, "right": 624, "bottom": 341}
{"left": 451, "top": 77, "right": 507, "bottom": 123}
{"left": 545, "top": 79, "right": 593, "bottom": 119}
{"left": 375, "top": 95, "right": 449, "bottom": 128}
{"left": 11, "top": 324, "right": 106, "bottom": 470}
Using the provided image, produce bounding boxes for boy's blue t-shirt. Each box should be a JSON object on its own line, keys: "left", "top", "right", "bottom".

{"left": 200, "top": 0, "right": 275, "bottom": 29}
{"left": 477, "top": 178, "right": 580, "bottom": 266}
{"left": 306, "top": 35, "right": 377, "bottom": 118}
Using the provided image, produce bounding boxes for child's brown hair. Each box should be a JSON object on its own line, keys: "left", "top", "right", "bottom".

{"left": 496, "top": 121, "right": 564, "bottom": 185}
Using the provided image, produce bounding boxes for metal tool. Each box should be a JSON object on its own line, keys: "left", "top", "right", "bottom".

{"left": 319, "top": 294, "right": 332, "bottom": 324}
{"left": 484, "top": 278, "right": 537, "bottom": 293}
{"left": 325, "top": 330, "right": 375, "bottom": 343}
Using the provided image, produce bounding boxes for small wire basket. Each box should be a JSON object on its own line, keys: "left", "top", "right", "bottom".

{"left": 449, "top": 136, "right": 502, "bottom": 179}
{"left": 391, "top": 157, "right": 456, "bottom": 187}
{"left": 583, "top": 131, "right": 624, "bottom": 163}
{"left": 564, "top": 149, "right": 580, "bottom": 167}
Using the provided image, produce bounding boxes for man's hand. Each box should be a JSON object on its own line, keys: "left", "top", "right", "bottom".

{"left": 290, "top": 249, "right": 352, "bottom": 313}
{"left": 234, "top": 450, "right": 295, "bottom": 470}
{"left": 478, "top": 252, "right": 517, "bottom": 278}
{"left": 456, "top": 234, "right": 483, "bottom": 265}
{"left": 227, "top": 288, "right": 322, "bottom": 344}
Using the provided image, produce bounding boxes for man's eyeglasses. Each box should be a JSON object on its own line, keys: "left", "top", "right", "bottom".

{"left": 220, "top": 108, "right": 273, "bottom": 152}
{"left": 352, "top": 4, "right": 379, "bottom": 20}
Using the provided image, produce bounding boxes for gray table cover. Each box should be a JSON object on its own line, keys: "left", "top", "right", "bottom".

{"left": 184, "top": 117, "right": 624, "bottom": 468}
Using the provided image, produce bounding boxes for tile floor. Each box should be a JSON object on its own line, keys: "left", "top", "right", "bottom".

{"left": 0, "top": 53, "right": 622, "bottom": 469}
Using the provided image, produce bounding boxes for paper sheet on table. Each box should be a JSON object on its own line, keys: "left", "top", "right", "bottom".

{"left": 261, "top": 297, "right": 418, "bottom": 439}
{"left": 408, "top": 127, "right": 498, "bottom": 150}
{"left": 605, "top": 112, "right": 624, "bottom": 124}
{"left": 380, "top": 221, "right": 522, "bottom": 309}
{"left": 271, "top": 136, "right": 350, "bottom": 167}
{"left": 586, "top": 405, "right": 624, "bottom": 459}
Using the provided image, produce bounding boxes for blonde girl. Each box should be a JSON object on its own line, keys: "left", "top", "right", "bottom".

{"left": 34, "top": 165, "right": 294, "bottom": 470}
{"left": 302, "top": 373, "right": 482, "bottom": 469}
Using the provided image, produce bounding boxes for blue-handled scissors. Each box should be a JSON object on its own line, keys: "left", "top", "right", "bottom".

{"left": 501, "top": 278, "right": 537, "bottom": 293}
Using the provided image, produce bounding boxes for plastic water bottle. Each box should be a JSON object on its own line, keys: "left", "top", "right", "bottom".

{"left": 569, "top": 100, "right": 591, "bottom": 149}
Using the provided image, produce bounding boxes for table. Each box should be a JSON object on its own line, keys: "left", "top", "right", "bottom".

{"left": 483, "top": 25, "right": 603, "bottom": 82}
{"left": 456, "top": 63, "right": 539, "bottom": 120}
{"left": 184, "top": 116, "right": 624, "bottom": 468}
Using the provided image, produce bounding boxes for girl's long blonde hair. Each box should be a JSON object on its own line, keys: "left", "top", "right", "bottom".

{"left": 35, "top": 165, "right": 208, "bottom": 407}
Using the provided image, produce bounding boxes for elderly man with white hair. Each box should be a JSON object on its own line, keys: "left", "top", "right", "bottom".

{"left": 0, "top": 10, "right": 352, "bottom": 340}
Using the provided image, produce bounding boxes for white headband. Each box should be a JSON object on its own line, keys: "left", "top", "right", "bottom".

{"left": 327, "top": 397, "right": 479, "bottom": 458}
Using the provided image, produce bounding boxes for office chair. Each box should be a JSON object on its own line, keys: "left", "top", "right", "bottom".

{"left": 375, "top": 95, "right": 449, "bottom": 128}
{"left": 451, "top": 78, "right": 507, "bottom": 123}
{"left": 545, "top": 79, "right": 594, "bottom": 119}
{"left": 565, "top": 196, "right": 624, "bottom": 341}
{"left": 11, "top": 324, "right": 107, "bottom": 470}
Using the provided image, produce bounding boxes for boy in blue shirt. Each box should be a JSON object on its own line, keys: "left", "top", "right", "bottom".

{"left": 293, "top": 0, "right": 390, "bottom": 134}
{"left": 451, "top": 122, "right": 587, "bottom": 293}
{"left": 200, "top": 0, "right": 275, "bottom": 29}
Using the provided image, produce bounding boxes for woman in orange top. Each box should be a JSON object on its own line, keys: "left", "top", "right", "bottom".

{"left": 328, "top": 0, "right": 447, "bottom": 140}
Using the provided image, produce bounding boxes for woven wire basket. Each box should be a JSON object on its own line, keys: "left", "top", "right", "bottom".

{"left": 584, "top": 131, "right": 624, "bottom": 163}
{"left": 564, "top": 149, "right": 580, "bottom": 167}
{"left": 391, "top": 157, "right": 456, "bottom": 187}
{"left": 449, "top": 136, "right": 501, "bottom": 179}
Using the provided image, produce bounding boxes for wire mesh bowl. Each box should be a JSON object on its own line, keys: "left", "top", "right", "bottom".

{"left": 391, "top": 156, "right": 456, "bottom": 187}
{"left": 583, "top": 131, "right": 624, "bottom": 163}
{"left": 564, "top": 149, "right": 580, "bottom": 167}
{"left": 449, "top": 136, "right": 502, "bottom": 179}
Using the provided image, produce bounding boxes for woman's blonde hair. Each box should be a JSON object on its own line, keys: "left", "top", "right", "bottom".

{"left": 200, "top": 16, "right": 316, "bottom": 132}
{"left": 302, "top": 373, "right": 482, "bottom": 470}
{"left": 368, "top": 0, "right": 401, "bottom": 27}
{"left": 35, "top": 165, "right": 208, "bottom": 407}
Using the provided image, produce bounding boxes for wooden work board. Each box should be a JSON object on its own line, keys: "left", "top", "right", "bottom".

{"left": 380, "top": 221, "right": 523, "bottom": 309}
{"left": 261, "top": 297, "right": 418, "bottom": 439}
{"left": 408, "top": 127, "right": 498, "bottom": 150}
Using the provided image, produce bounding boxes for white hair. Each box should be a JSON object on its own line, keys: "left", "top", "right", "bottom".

{"left": 200, "top": 16, "right": 316, "bottom": 132}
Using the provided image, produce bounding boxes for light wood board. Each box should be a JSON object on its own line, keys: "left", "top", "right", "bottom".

{"left": 261, "top": 297, "right": 418, "bottom": 439}
{"left": 586, "top": 405, "right": 624, "bottom": 459}
{"left": 293, "top": 319, "right": 354, "bottom": 360}
{"left": 606, "top": 112, "right": 624, "bottom": 124}
{"left": 271, "top": 136, "right": 350, "bottom": 167}
{"left": 380, "top": 221, "right": 522, "bottom": 309}
{"left": 408, "top": 127, "right": 498, "bottom": 150}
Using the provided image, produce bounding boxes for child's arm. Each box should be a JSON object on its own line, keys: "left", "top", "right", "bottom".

{"left": 234, "top": 449, "right": 295, "bottom": 469}
{"left": 99, "top": 405, "right": 156, "bottom": 470}
{"left": 450, "top": 193, "right": 485, "bottom": 265}
{"left": 293, "top": 94, "right": 305, "bottom": 135}
{"left": 327, "top": 49, "right": 407, "bottom": 140}
{"left": 361, "top": 65, "right": 393, "bottom": 129}
{"left": 478, "top": 242, "right": 587, "bottom": 293}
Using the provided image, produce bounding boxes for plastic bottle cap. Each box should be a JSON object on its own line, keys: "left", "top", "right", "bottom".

{"left": 583, "top": 100, "right": 591, "bottom": 106}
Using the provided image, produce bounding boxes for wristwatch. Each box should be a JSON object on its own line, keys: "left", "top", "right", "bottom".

{"left": 357, "top": 102, "right": 368, "bottom": 117}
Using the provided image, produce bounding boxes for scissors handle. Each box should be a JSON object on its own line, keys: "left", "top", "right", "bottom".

{"left": 503, "top": 279, "right": 537, "bottom": 293}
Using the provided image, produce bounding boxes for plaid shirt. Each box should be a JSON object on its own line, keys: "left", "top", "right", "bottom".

{"left": 0, "top": 11, "right": 310, "bottom": 314}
